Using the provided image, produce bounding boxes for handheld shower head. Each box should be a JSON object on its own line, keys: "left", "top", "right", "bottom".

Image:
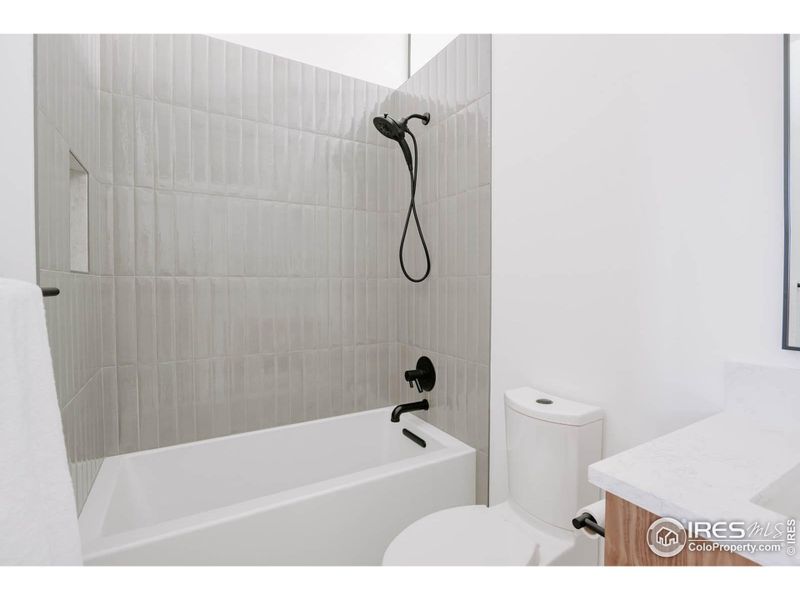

{"left": 374, "top": 114, "right": 410, "bottom": 171}
{"left": 372, "top": 114, "right": 405, "bottom": 141}
{"left": 372, "top": 111, "right": 432, "bottom": 283}
{"left": 372, "top": 112, "right": 431, "bottom": 176}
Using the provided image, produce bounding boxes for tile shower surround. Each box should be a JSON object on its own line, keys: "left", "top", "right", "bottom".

{"left": 36, "top": 34, "right": 106, "bottom": 513}
{"left": 35, "top": 34, "right": 492, "bottom": 511}
{"left": 389, "top": 36, "right": 492, "bottom": 503}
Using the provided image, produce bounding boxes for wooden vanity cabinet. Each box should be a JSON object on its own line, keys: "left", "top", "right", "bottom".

{"left": 603, "top": 493, "right": 757, "bottom": 566}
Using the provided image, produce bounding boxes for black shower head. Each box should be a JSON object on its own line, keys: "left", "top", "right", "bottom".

{"left": 373, "top": 114, "right": 405, "bottom": 141}
{"left": 373, "top": 112, "right": 431, "bottom": 173}
{"left": 373, "top": 112, "right": 431, "bottom": 140}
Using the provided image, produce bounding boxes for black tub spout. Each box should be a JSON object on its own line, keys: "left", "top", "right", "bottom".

{"left": 391, "top": 399, "right": 430, "bottom": 423}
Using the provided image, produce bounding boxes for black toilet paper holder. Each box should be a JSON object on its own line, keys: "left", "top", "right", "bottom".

{"left": 571, "top": 512, "right": 605, "bottom": 538}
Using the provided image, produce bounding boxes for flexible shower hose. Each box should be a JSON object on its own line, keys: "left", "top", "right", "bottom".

{"left": 399, "top": 130, "right": 431, "bottom": 283}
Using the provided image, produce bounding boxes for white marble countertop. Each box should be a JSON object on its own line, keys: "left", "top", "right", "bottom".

{"left": 589, "top": 407, "right": 800, "bottom": 566}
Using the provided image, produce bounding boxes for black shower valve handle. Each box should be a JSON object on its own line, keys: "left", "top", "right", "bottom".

{"left": 405, "top": 377, "right": 424, "bottom": 393}
{"left": 404, "top": 369, "right": 424, "bottom": 393}
{"left": 403, "top": 357, "right": 436, "bottom": 394}
{"left": 404, "top": 368, "right": 423, "bottom": 382}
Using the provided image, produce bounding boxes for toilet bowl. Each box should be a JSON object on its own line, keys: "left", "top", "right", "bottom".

{"left": 383, "top": 505, "right": 539, "bottom": 566}
{"left": 383, "top": 387, "right": 604, "bottom": 566}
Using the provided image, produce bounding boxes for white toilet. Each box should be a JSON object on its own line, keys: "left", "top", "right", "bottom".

{"left": 383, "top": 387, "right": 604, "bottom": 566}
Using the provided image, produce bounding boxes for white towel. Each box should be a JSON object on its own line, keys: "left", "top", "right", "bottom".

{"left": 0, "top": 278, "right": 82, "bottom": 565}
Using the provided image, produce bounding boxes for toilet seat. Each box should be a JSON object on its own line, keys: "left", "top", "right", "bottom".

{"left": 382, "top": 505, "right": 540, "bottom": 566}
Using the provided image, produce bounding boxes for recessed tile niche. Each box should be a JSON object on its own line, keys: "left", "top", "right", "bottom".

{"left": 69, "top": 152, "right": 89, "bottom": 273}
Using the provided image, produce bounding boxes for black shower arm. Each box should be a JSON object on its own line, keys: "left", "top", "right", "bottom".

{"left": 402, "top": 113, "right": 431, "bottom": 129}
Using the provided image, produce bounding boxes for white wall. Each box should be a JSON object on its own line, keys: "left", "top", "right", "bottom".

{"left": 410, "top": 34, "right": 457, "bottom": 76}
{"left": 490, "top": 35, "right": 799, "bottom": 504}
{"left": 211, "top": 34, "right": 409, "bottom": 89}
{"left": 0, "top": 34, "right": 36, "bottom": 284}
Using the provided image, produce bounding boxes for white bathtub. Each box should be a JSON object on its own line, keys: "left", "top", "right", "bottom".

{"left": 78, "top": 408, "right": 476, "bottom": 565}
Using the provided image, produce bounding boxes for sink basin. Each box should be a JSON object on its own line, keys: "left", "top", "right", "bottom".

{"left": 752, "top": 463, "right": 800, "bottom": 518}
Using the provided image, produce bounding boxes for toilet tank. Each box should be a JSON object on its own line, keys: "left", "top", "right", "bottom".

{"left": 504, "top": 387, "right": 604, "bottom": 531}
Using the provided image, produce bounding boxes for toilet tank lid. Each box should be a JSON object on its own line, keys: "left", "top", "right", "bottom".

{"left": 504, "top": 387, "right": 604, "bottom": 426}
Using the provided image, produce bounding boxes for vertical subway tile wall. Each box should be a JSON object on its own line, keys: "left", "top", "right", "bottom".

{"left": 390, "top": 35, "right": 492, "bottom": 503}
{"left": 35, "top": 33, "right": 491, "bottom": 512}
{"left": 36, "top": 35, "right": 106, "bottom": 511}
{"left": 101, "top": 34, "right": 405, "bottom": 455}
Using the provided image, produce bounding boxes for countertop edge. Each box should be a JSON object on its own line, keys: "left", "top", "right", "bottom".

{"left": 588, "top": 465, "right": 797, "bottom": 566}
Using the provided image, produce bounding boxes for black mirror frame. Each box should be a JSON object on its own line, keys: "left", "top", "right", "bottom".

{"left": 782, "top": 34, "right": 798, "bottom": 350}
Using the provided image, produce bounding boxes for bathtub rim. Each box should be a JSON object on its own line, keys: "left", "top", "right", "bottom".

{"left": 79, "top": 407, "right": 476, "bottom": 562}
